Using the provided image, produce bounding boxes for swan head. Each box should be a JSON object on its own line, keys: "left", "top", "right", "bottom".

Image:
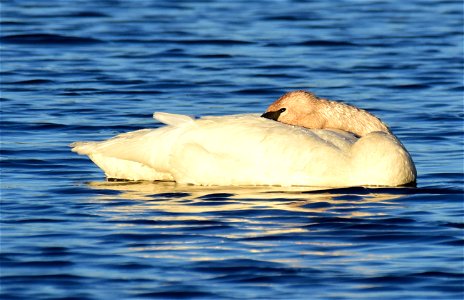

{"left": 262, "top": 90, "right": 391, "bottom": 136}
{"left": 261, "top": 90, "right": 327, "bottom": 129}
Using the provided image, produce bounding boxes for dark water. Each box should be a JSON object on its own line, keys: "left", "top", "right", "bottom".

{"left": 1, "top": 0, "right": 463, "bottom": 299}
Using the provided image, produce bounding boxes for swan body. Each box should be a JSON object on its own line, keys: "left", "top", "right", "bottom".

{"left": 71, "top": 97, "right": 417, "bottom": 187}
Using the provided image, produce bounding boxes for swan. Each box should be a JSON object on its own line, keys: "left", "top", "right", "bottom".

{"left": 71, "top": 90, "right": 416, "bottom": 187}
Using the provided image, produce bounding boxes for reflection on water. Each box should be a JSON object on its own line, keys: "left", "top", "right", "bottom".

{"left": 56, "top": 180, "right": 461, "bottom": 300}
{"left": 88, "top": 180, "right": 404, "bottom": 215}
{"left": 87, "top": 181, "right": 412, "bottom": 248}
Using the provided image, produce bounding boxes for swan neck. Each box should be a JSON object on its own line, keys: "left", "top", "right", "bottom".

{"left": 317, "top": 99, "right": 391, "bottom": 136}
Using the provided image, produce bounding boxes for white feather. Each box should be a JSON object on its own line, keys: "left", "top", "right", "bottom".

{"left": 153, "top": 112, "right": 194, "bottom": 126}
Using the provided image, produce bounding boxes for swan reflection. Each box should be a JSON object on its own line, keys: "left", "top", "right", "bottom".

{"left": 87, "top": 180, "right": 406, "bottom": 216}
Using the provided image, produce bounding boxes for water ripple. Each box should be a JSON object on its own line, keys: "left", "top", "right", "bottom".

{"left": 0, "top": 33, "right": 103, "bottom": 44}
{"left": 1, "top": 0, "right": 463, "bottom": 299}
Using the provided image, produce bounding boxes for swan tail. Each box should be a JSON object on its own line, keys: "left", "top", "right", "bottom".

{"left": 70, "top": 141, "right": 99, "bottom": 155}
{"left": 153, "top": 112, "right": 194, "bottom": 126}
{"left": 70, "top": 129, "right": 175, "bottom": 181}
{"left": 70, "top": 129, "right": 153, "bottom": 156}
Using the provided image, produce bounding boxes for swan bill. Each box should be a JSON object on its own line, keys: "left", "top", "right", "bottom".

{"left": 261, "top": 108, "right": 286, "bottom": 121}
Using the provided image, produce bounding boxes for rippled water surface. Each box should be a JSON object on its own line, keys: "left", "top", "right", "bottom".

{"left": 1, "top": 1, "right": 463, "bottom": 299}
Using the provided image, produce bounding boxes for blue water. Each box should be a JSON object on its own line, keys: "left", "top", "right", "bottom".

{"left": 1, "top": 0, "right": 463, "bottom": 299}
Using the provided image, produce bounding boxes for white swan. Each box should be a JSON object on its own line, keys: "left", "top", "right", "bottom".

{"left": 71, "top": 90, "right": 416, "bottom": 187}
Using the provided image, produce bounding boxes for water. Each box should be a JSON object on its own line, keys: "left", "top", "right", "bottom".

{"left": 1, "top": 0, "right": 463, "bottom": 299}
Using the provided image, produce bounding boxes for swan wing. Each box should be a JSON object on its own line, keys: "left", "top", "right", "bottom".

{"left": 166, "top": 115, "right": 352, "bottom": 186}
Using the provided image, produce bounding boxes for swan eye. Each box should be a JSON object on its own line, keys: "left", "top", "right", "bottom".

{"left": 261, "top": 107, "right": 287, "bottom": 121}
